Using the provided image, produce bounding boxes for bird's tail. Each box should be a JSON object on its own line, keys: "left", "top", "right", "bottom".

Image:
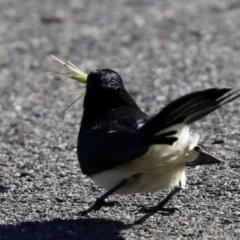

{"left": 186, "top": 144, "right": 222, "bottom": 166}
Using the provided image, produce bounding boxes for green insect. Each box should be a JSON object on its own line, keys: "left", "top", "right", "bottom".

{"left": 48, "top": 56, "right": 88, "bottom": 135}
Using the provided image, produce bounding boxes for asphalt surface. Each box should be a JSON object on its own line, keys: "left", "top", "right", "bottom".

{"left": 0, "top": 0, "right": 240, "bottom": 239}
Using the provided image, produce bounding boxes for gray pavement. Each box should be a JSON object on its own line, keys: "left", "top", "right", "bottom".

{"left": 0, "top": 0, "right": 240, "bottom": 239}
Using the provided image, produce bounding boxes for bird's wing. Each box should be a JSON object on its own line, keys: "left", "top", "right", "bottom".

{"left": 140, "top": 88, "right": 240, "bottom": 138}
{"left": 78, "top": 122, "right": 177, "bottom": 175}
{"left": 78, "top": 123, "right": 147, "bottom": 175}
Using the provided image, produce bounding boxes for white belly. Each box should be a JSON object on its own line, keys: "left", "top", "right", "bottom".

{"left": 91, "top": 123, "right": 199, "bottom": 194}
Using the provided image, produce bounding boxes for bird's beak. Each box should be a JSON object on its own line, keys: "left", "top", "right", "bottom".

{"left": 47, "top": 55, "right": 88, "bottom": 84}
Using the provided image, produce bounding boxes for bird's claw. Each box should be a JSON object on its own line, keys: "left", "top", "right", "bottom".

{"left": 103, "top": 200, "right": 122, "bottom": 208}
{"left": 79, "top": 199, "right": 122, "bottom": 216}
{"left": 79, "top": 198, "right": 104, "bottom": 216}
{"left": 139, "top": 205, "right": 181, "bottom": 214}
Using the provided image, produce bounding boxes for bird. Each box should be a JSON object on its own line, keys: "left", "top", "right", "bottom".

{"left": 76, "top": 69, "right": 240, "bottom": 215}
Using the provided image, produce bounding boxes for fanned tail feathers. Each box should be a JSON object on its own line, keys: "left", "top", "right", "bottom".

{"left": 186, "top": 144, "right": 222, "bottom": 166}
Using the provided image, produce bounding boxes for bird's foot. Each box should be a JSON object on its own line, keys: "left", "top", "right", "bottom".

{"left": 103, "top": 200, "right": 122, "bottom": 208}
{"left": 139, "top": 205, "right": 181, "bottom": 214}
{"left": 79, "top": 198, "right": 121, "bottom": 216}
{"left": 79, "top": 197, "right": 105, "bottom": 216}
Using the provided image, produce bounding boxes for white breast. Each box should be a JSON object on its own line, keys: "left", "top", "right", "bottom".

{"left": 91, "top": 123, "right": 199, "bottom": 194}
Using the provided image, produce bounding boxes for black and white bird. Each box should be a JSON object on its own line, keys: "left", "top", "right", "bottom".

{"left": 77, "top": 69, "right": 240, "bottom": 215}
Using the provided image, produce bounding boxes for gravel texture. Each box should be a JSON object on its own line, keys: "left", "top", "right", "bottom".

{"left": 0, "top": 0, "right": 240, "bottom": 239}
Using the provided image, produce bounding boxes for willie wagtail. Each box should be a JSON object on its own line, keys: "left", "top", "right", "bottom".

{"left": 75, "top": 69, "right": 240, "bottom": 215}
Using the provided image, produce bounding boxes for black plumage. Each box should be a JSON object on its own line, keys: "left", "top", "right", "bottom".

{"left": 77, "top": 69, "right": 240, "bottom": 215}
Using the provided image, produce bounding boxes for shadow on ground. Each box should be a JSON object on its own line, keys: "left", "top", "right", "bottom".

{"left": 0, "top": 218, "right": 125, "bottom": 240}
{"left": 0, "top": 213, "right": 158, "bottom": 240}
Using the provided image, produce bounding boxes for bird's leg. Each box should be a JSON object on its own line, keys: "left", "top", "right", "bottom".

{"left": 140, "top": 186, "right": 182, "bottom": 213}
{"left": 80, "top": 178, "right": 131, "bottom": 215}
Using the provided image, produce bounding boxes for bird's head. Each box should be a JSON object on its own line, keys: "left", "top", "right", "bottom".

{"left": 86, "top": 69, "right": 124, "bottom": 93}
{"left": 49, "top": 56, "right": 138, "bottom": 119}
{"left": 83, "top": 69, "right": 137, "bottom": 113}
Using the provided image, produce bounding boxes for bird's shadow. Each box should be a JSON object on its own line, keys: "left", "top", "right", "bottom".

{"left": 0, "top": 212, "right": 161, "bottom": 240}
